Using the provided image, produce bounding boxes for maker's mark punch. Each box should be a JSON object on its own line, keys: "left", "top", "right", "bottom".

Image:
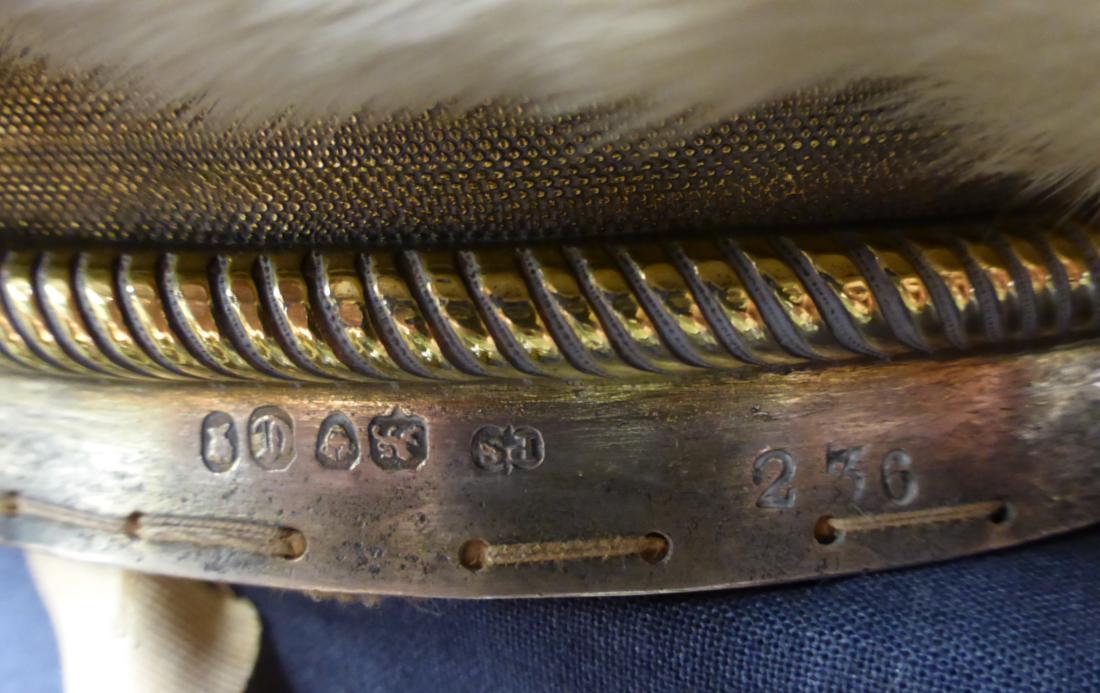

{"left": 472, "top": 424, "right": 546, "bottom": 474}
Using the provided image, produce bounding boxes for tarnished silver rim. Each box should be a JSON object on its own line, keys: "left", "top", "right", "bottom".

{"left": 1, "top": 342, "right": 1099, "bottom": 597}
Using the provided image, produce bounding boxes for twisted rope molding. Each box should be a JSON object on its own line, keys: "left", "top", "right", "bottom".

{"left": 0, "top": 220, "right": 1096, "bottom": 382}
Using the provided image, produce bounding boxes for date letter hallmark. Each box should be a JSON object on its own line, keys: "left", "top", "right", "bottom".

{"left": 316, "top": 412, "right": 361, "bottom": 470}
{"left": 472, "top": 424, "right": 545, "bottom": 474}
{"left": 369, "top": 407, "right": 429, "bottom": 471}
{"left": 200, "top": 411, "right": 239, "bottom": 473}
{"left": 248, "top": 405, "right": 296, "bottom": 471}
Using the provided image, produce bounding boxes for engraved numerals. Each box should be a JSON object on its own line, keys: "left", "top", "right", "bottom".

{"left": 752, "top": 450, "right": 797, "bottom": 509}
{"left": 751, "top": 446, "right": 920, "bottom": 510}
{"left": 825, "top": 446, "right": 866, "bottom": 501}
{"left": 881, "top": 449, "right": 918, "bottom": 506}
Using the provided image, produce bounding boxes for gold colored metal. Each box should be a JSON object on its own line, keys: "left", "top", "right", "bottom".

{"left": 2, "top": 343, "right": 1100, "bottom": 597}
{"left": 0, "top": 219, "right": 1096, "bottom": 382}
{"left": 0, "top": 58, "right": 1007, "bottom": 250}
{"left": 3, "top": 218, "right": 1100, "bottom": 597}
{"left": 1, "top": 54, "right": 1094, "bottom": 600}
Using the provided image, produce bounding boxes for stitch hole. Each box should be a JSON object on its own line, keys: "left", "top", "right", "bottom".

{"left": 459, "top": 538, "right": 490, "bottom": 572}
{"left": 814, "top": 515, "right": 842, "bottom": 545}
{"left": 988, "top": 502, "right": 1014, "bottom": 525}
{"left": 640, "top": 532, "right": 671, "bottom": 564}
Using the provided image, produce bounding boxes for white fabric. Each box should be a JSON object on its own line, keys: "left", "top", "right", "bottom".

{"left": 26, "top": 552, "right": 260, "bottom": 693}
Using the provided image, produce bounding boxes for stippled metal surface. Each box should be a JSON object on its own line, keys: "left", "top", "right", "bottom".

{"left": 0, "top": 57, "right": 1013, "bottom": 250}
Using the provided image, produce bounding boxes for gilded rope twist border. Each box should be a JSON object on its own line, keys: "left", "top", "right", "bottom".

{"left": 0, "top": 220, "right": 1096, "bottom": 382}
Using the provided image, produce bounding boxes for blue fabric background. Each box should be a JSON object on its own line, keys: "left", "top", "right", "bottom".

{"left": 0, "top": 548, "right": 60, "bottom": 693}
{"left": 3, "top": 529, "right": 1100, "bottom": 692}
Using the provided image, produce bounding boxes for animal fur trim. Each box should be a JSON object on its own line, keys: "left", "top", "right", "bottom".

{"left": 2, "top": 1, "right": 1099, "bottom": 198}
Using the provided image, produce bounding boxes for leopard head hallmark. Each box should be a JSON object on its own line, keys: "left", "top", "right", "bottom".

{"left": 368, "top": 407, "right": 429, "bottom": 471}
{"left": 472, "top": 424, "right": 545, "bottom": 474}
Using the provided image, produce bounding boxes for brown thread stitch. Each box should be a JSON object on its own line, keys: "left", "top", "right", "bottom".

{"left": 2, "top": 491, "right": 306, "bottom": 559}
{"left": 459, "top": 532, "right": 670, "bottom": 571}
{"left": 815, "top": 500, "right": 1010, "bottom": 544}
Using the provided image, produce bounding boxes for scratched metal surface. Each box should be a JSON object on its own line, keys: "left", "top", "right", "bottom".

{"left": 2, "top": 52, "right": 1097, "bottom": 600}
{"left": 1, "top": 343, "right": 1099, "bottom": 597}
